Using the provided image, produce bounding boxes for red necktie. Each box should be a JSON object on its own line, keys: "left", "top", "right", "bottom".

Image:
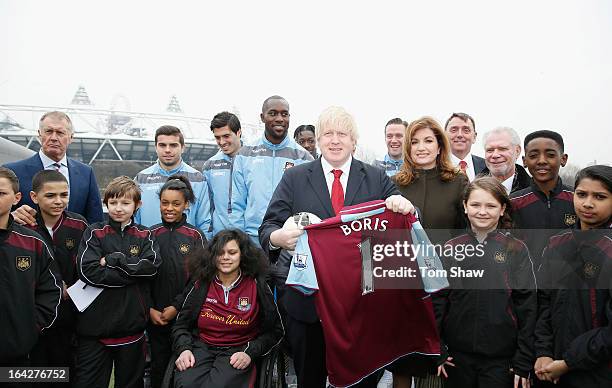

{"left": 459, "top": 160, "right": 468, "bottom": 174}
{"left": 331, "top": 169, "right": 344, "bottom": 215}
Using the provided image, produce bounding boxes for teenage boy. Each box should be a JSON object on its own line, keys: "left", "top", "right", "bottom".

{"left": 510, "top": 130, "right": 575, "bottom": 266}
{"left": 26, "top": 170, "right": 89, "bottom": 379}
{"left": 74, "top": 176, "right": 161, "bottom": 388}
{"left": 0, "top": 167, "right": 62, "bottom": 377}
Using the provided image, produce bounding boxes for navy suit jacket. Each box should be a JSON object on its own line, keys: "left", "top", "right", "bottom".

{"left": 4, "top": 153, "right": 103, "bottom": 223}
{"left": 472, "top": 155, "right": 486, "bottom": 175}
{"left": 259, "top": 157, "right": 399, "bottom": 323}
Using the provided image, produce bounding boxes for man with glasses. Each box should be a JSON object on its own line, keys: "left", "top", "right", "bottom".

{"left": 444, "top": 112, "right": 486, "bottom": 181}
{"left": 4, "top": 111, "right": 103, "bottom": 224}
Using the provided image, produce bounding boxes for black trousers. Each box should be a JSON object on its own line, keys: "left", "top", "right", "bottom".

{"left": 29, "top": 326, "right": 74, "bottom": 387}
{"left": 173, "top": 340, "right": 256, "bottom": 388}
{"left": 148, "top": 324, "right": 173, "bottom": 388}
{"left": 73, "top": 336, "right": 145, "bottom": 388}
{"left": 285, "top": 314, "right": 382, "bottom": 388}
{"left": 0, "top": 355, "right": 32, "bottom": 388}
{"left": 445, "top": 351, "right": 513, "bottom": 388}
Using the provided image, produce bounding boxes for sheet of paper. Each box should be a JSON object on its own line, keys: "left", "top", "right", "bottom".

{"left": 67, "top": 279, "right": 104, "bottom": 312}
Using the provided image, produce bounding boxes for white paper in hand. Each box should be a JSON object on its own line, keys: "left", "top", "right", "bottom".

{"left": 283, "top": 212, "right": 322, "bottom": 230}
{"left": 67, "top": 279, "right": 104, "bottom": 312}
{"left": 283, "top": 212, "right": 322, "bottom": 255}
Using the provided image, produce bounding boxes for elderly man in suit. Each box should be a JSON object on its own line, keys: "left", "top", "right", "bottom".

{"left": 444, "top": 112, "right": 486, "bottom": 181}
{"left": 4, "top": 111, "right": 103, "bottom": 224}
{"left": 481, "top": 126, "right": 531, "bottom": 194}
{"left": 259, "top": 106, "right": 414, "bottom": 388}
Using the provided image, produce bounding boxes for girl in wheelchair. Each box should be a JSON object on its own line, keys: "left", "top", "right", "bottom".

{"left": 172, "top": 229, "right": 284, "bottom": 388}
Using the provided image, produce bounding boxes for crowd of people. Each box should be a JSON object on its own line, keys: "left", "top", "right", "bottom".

{"left": 0, "top": 98, "right": 610, "bottom": 388}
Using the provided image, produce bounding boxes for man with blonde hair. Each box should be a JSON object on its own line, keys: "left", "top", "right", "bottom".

{"left": 260, "top": 106, "right": 415, "bottom": 388}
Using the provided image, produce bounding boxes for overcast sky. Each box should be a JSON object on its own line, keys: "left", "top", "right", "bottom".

{"left": 1, "top": 0, "right": 610, "bottom": 167}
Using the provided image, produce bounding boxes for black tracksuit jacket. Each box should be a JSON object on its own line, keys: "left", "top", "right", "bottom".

{"left": 536, "top": 224, "right": 612, "bottom": 387}
{"left": 27, "top": 210, "right": 88, "bottom": 328}
{"left": 511, "top": 178, "right": 576, "bottom": 267}
{"left": 76, "top": 219, "right": 161, "bottom": 339}
{"left": 0, "top": 216, "right": 62, "bottom": 359}
{"left": 149, "top": 216, "right": 207, "bottom": 312}
{"left": 433, "top": 230, "right": 537, "bottom": 377}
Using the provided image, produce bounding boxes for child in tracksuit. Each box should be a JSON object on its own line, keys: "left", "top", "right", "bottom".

{"left": 74, "top": 176, "right": 161, "bottom": 388}
{"left": 534, "top": 165, "right": 612, "bottom": 387}
{"left": 434, "top": 176, "right": 537, "bottom": 388}
{"left": 26, "top": 170, "right": 88, "bottom": 382}
{"left": 148, "top": 175, "right": 207, "bottom": 388}
{"left": 0, "top": 167, "right": 62, "bottom": 377}
{"left": 511, "top": 130, "right": 575, "bottom": 270}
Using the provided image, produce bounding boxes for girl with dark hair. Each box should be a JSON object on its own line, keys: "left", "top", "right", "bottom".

{"left": 534, "top": 165, "right": 611, "bottom": 387}
{"left": 434, "top": 177, "right": 536, "bottom": 388}
{"left": 294, "top": 124, "right": 317, "bottom": 158}
{"left": 172, "top": 229, "right": 283, "bottom": 388}
{"left": 148, "top": 175, "right": 208, "bottom": 388}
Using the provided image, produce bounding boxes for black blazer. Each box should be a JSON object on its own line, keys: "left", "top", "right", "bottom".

{"left": 259, "top": 157, "right": 399, "bottom": 323}
{"left": 472, "top": 155, "right": 486, "bottom": 175}
{"left": 4, "top": 153, "right": 104, "bottom": 223}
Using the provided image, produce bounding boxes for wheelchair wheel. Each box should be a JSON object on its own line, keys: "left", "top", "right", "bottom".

{"left": 258, "top": 346, "right": 286, "bottom": 388}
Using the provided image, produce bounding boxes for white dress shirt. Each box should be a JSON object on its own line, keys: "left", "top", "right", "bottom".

{"left": 320, "top": 155, "right": 352, "bottom": 197}
{"left": 501, "top": 175, "right": 514, "bottom": 194}
{"left": 269, "top": 155, "right": 353, "bottom": 251}
{"left": 450, "top": 152, "right": 476, "bottom": 182}
{"left": 39, "top": 150, "right": 70, "bottom": 187}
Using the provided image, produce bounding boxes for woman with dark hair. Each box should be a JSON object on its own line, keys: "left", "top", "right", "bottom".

{"left": 395, "top": 116, "right": 468, "bottom": 232}
{"left": 294, "top": 124, "right": 317, "bottom": 158}
{"left": 171, "top": 229, "right": 283, "bottom": 388}
{"left": 392, "top": 117, "right": 469, "bottom": 388}
{"left": 534, "top": 165, "right": 612, "bottom": 387}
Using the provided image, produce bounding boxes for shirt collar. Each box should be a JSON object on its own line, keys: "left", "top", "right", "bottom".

{"left": 384, "top": 154, "right": 402, "bottom": 166}
{"left": 321, "top": 155, "right": 352, "bottom": 176}
{"left": 262, "top": 134, "right": 290, "bottom": 150}
{"left": 109, "top": 217, "right": 133, "bottom": 233}
{"left": 450, "top": 151, "right": 473, "bottom": 166}
{"left": 501, "top": 174, "right": 515, "bottom": 193}
{"left": 214, "top": 270, "right": 243, "bottom": 290}
{"left": 156, "top": 160, "right": 184, "bottom": 176}
{"left": 39, "top": 150, "right": 68, "bottom": 168}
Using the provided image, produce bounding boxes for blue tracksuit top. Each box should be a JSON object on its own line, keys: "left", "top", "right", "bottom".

{"left": 372, "top": 154, "right": 403, "bottom": 177}
{"left": 134, "top": 160, "right": 212, "bottom": 239}
{"left": 231, "top": 135, "right": 313, "bottom": 245}
{"left": 202, "top": 150, "right": 236, "bottom": 237}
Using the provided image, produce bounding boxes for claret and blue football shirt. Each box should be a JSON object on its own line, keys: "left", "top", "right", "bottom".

{"left": 287, "top": 200, "right": 444, "bottom": 387}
